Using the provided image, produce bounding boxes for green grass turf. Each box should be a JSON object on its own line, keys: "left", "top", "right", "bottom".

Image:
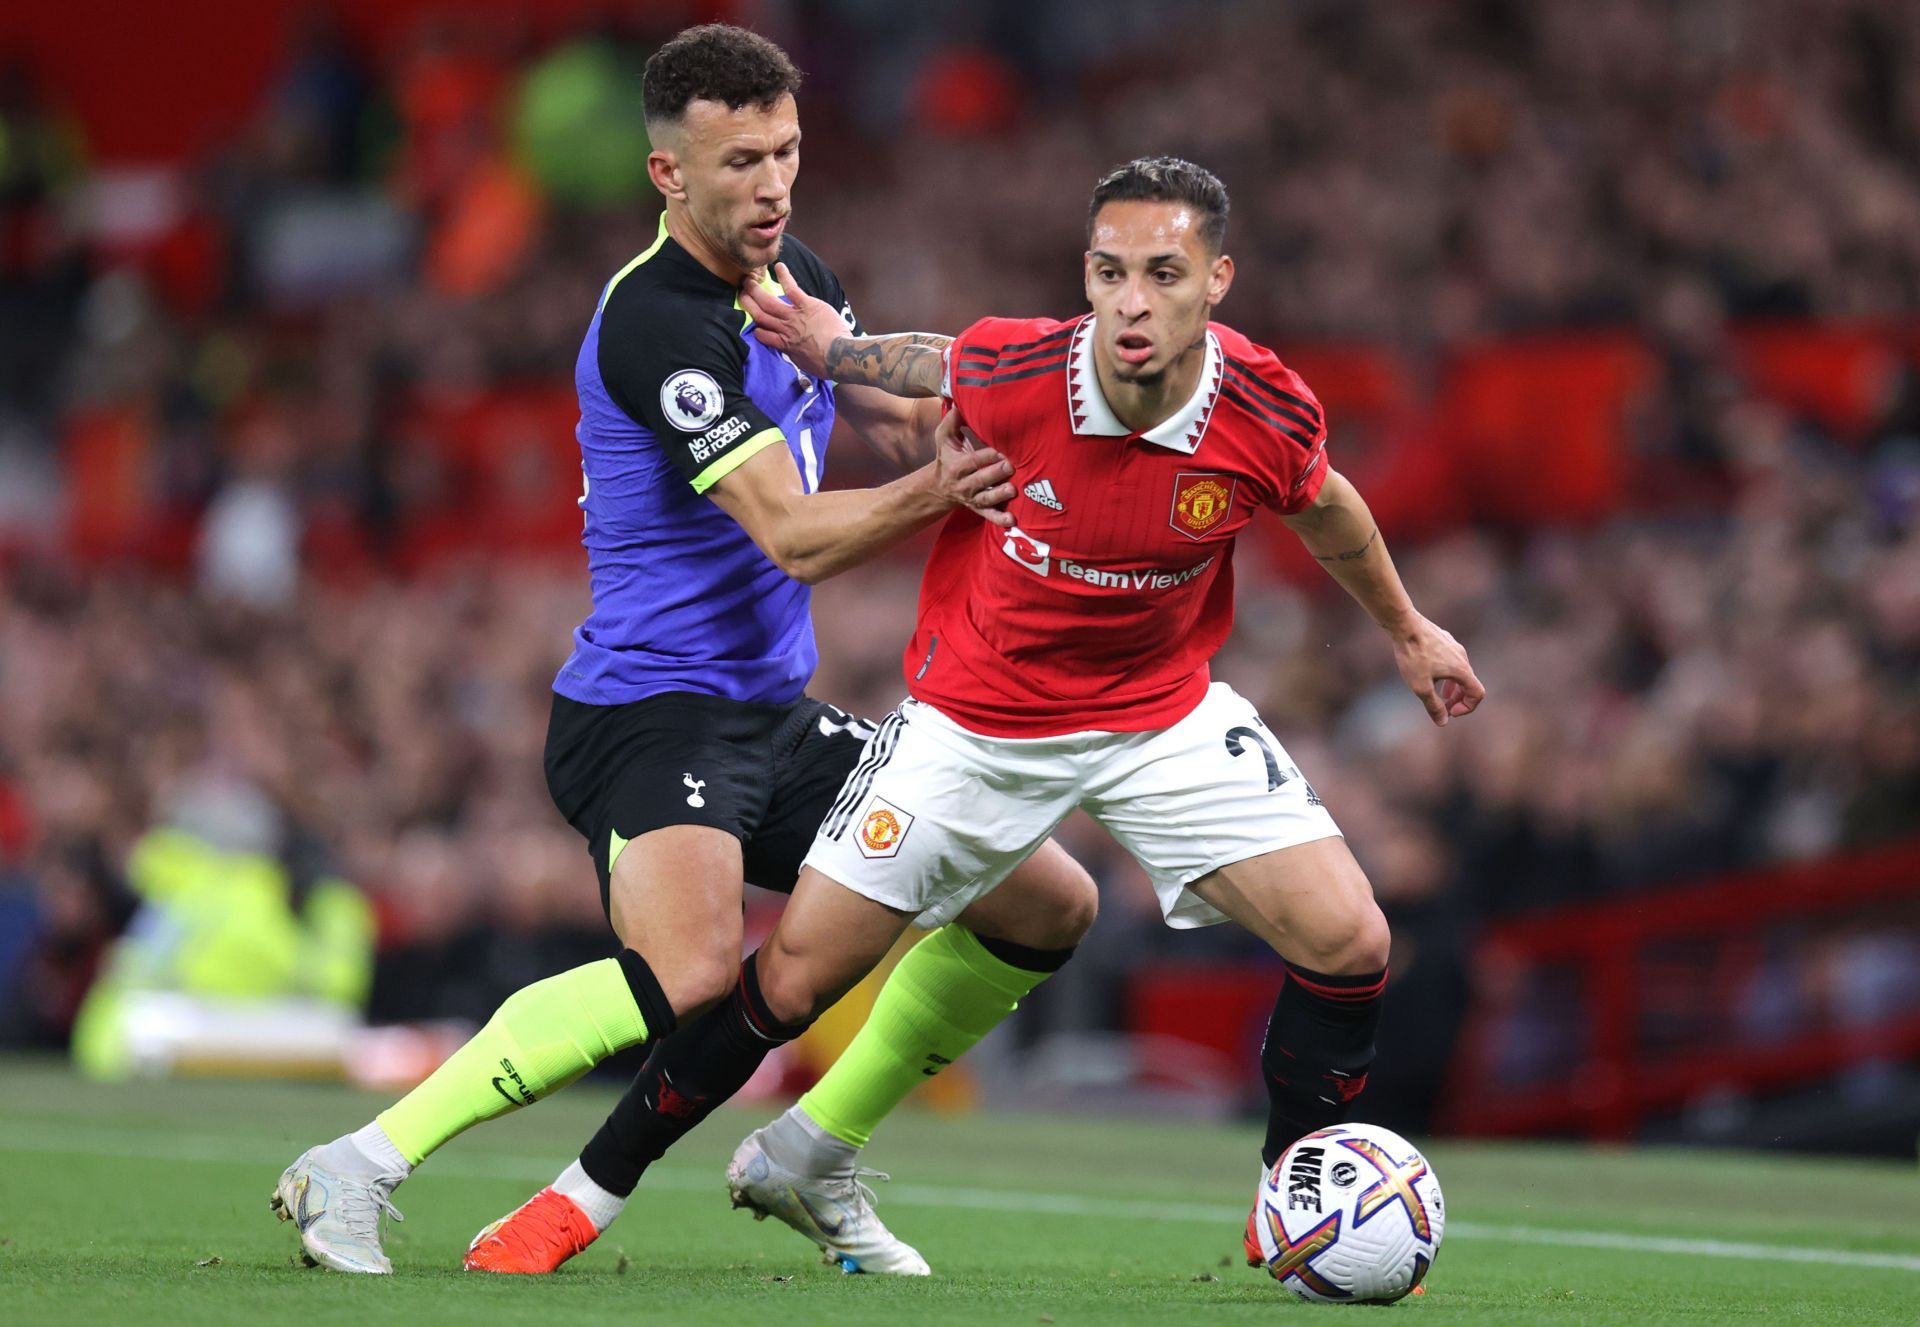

{"left": 2, "top": 1056, "right": 1917, "bottom": 1325}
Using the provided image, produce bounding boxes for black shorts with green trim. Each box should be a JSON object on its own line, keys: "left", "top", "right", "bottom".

{"left": 544, "top": 690, "right": 878, "bottom": 916}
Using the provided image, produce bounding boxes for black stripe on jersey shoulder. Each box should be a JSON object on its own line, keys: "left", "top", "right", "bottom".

{"left": 595, "top": 251, "right": 749, "bottom": 427}
{"left": 596, "top": 277, "right": 748, "bottom": 413}
{"left": 599, "top": 256, "right": 743, "bottom": 343}
{"left": 956, "top": 323, "right": 1075, "bottom": 368}
{"left": 1221, "top": 383, "right": 1319, "bottom": 449}
{"left": 952, "top": 323, "right": 1075, "bottom": 385}
{"left": 954, "top": 355, "right": 1070, "bottom": 388}
{"left": 1223, "top": 357, "right": 1323, "bottom": 429}
{"left": 1224, "top": 365, "right": 1319, "bottom": 437}
{"left": 996, "top": 323, "right": 1078, "bottom": 356}
{"left": 995, "top": 336, "right": 1078, "bottom": 368}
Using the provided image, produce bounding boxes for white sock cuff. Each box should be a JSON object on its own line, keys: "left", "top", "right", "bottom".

{"left": 773, "top": 1103, "right": 860, "bottom": 1175}
{"left": 351, "top": 1121, "right": 412, "bottom": 1177}
{"left": 554, "top": 1159, "right": 627, "bottom": 1232}
{"left": 793, "top": 1103, "right": 851, "bottom": 1149}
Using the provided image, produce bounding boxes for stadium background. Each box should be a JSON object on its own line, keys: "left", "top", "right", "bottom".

{"left": 1, "top": 0, "right": 1917, "bottom": 1163}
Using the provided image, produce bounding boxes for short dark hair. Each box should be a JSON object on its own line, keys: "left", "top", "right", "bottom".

{"left": 643, "top": 25, "right": 803, "bottom": 126}
{"left": 1087, "top": 157, "right": 1230, "bottom": 254}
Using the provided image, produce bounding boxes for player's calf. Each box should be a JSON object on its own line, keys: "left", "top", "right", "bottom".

{"left": 1186, "top": 838, "right": 1391, "bottom": 1166}
{"left": 1255, "top": 897, "right": 1389, "bottom": 1166}
{"left": 1258, "top": 959, "right": 1388, "bottom": 1166}
{"left": 577, "top": 949, "right": 814, "bottom": 1199}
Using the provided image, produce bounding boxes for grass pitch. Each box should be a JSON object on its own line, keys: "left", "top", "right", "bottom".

{"left": 2, "top": 1057, "right": 1916, "bottom": 1325}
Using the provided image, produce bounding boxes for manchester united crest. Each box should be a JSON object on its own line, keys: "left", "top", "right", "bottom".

{"left": 1170, "top": 472, "right": 1237, "bottom": 540}
{"left": 857, "top": 797, "right": 915, "bottom": 859}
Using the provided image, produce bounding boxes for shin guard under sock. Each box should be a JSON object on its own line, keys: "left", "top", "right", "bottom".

{"left": 799, "top": 925, "right": 1073, "bottom": 1149}
{"left": 1259, "top": 964, "right": 1387, "bottom": 1167}
{"left": 377, "top": 951, "right": 671, "bottom": 1166}
{"left": 579, "top": 951, "right": 806, "bottom": 1197}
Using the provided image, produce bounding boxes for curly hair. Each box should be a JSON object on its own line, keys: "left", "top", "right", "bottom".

{"left": 1087, "top": 157, "right": 1230, "bottom": 255}
{"left": 643, "top": 25, "right": 803, "bottom": 126}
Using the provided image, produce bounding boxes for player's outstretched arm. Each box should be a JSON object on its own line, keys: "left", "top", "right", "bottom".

{"left": 1279, "top": 469, "right": 1486, "bottom": 726}
{"left": 743, "top": 265, "right": 951, "bottom": 397}
{"left": 837, "top": 393, "right": 945, "bottom": 472}
{"left": 743, "top": 263, "right": 952, "bottom": 470}
{"left": 708, "top": 410, "right": 1013, "bottom": 585}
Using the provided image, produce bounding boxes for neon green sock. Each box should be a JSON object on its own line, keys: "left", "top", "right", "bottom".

{"left": 377, "top": 957, "right": 651, "bottom": 1166}
{"left": 799, "top": 925, "right": 1054, "bottom": 1148}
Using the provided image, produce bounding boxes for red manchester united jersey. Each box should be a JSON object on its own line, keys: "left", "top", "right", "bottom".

{"left": 905, "top": 313, "right": 1330, "bottom": 737}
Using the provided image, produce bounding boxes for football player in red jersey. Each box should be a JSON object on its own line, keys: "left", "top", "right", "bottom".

{"left": 725, "top": 156, "right": 1484, "bottom": 1271}
{"left": 523, "top": 156, "right": 1483, "bottom": 1274}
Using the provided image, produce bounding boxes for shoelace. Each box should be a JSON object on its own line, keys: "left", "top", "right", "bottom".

{"left": 482, "top": 1195, "right": 592, "bottom": 1265}
{"left": 336, "top": 1174, "right": 406, "bottom": 1241}
{"left": 825, "top": 1167, "right": 891, "bottom": 1220}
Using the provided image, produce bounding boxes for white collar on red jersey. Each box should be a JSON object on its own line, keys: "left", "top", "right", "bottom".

{"left": 1066, "top": 315, "right": 1223, "bottom": 454}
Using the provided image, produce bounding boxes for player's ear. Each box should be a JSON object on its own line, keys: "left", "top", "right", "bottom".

{"left": 647, "top": 146, "right": 685, "bottom": 201}
{"left": 1082, "top": 251, "right": 1098, "bottom": 305}
{"left": 1207, "top": 253, "right": 1235, "bottom": 307}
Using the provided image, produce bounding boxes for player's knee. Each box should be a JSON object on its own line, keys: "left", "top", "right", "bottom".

{"left": 653, "top": 948, "right": 739, "bottom": 1019}
{"left": 1046, "top": 863, "right": 1100, "bottom": 947}
{"left": 1282, "top": 898, "right": 1390, "bottom": 976}
{"left": 1317, "top": 902, "right": 1391, "bottom": 976}
{"left": 755, "top": 941, "right": 831, "bottom": 1027}
{"left": 969, "top": 849, "right": 1099, "bottom": 950}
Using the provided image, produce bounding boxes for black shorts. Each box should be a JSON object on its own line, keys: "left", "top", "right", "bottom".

{"left": 544, "top": 690, "right": 879, "bottom": 914}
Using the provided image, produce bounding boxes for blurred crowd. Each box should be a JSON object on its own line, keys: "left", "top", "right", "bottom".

{"left": 3, "top": 420, "right": 1914, "bottom": 1059}
{"left": 1, "top": 0, "right": 1918, "bottom": 1110}
{"left": 4, "top": 2, "right": 1920, "bottom": 442}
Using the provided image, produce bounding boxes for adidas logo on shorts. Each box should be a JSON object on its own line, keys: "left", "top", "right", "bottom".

{"left": 1023, "top": 478, "right": 1064, "bottom": 511}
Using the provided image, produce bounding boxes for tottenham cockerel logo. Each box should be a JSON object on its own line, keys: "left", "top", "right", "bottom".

{"left": 661, "top": 369, "right": 725, "bottom": 431}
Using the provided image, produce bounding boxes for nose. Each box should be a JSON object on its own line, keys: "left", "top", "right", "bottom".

{"left": 755, "top": 158, "right": 790, "bottom": 206}
{"left": 1117, "top": 275, "right": 1150, "bottom": 321}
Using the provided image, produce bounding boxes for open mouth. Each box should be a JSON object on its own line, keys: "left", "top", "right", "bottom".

{"left": 1115, "top": 331, "right": 1154, "bottom": 365}
{"left": 747, "top": 215, "right": 787, "bottom": 243}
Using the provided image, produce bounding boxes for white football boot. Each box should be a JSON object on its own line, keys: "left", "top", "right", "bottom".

{"left": 726, "top": 1116, "right": 931, "bottom": 1275}
{"left": 271, "top": 1140, "right": 406, "bottom": 1273}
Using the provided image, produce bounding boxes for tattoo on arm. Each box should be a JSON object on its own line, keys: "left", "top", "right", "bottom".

{"left": 1313, "top": 528, "right": 1378, "bottom": 562}
{"left": 823, "top": 333, "right": 952, "bottom": 397}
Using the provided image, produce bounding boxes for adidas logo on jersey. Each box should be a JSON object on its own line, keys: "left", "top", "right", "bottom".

{"left": 1023, "top": 478, "right": 1064, "bottom": 511}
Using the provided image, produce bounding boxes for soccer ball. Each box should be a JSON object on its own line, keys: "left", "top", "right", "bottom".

{"left": 1248, "top": 1123, "right": 1445, "bottom": 1303}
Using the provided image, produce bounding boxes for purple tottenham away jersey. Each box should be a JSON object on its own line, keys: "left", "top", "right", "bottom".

{"left": 555, "top": 218, "right": 857, "bottom": 706}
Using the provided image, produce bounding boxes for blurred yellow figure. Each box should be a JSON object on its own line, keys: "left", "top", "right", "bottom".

{"left": 72, "top": 778, "right": 373, "bottom": 1080}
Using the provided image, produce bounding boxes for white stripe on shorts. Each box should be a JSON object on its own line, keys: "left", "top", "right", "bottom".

{"left": 821, "top": 708, "right": 905, "bottom": 840}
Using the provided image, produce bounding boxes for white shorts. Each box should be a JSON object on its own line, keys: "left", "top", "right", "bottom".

{"left": 803, "top": 683, "right": 1342, "bottom": 930}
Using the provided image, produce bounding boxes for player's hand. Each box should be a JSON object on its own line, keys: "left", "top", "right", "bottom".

{"left": 1389, "top": 614, "right": 1486, "bottom": 727}
{"left": 932, "top": 408, "right": 1015, "bottom": 527}
{"left": 742, "top": 262, "right": 844, "bottom": 379}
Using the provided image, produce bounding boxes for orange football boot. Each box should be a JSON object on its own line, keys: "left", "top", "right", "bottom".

{"left": 463, "top": 1188, "right": 599, "bottom": 1274}
{"left": 1244, "top": 1205, "right": 1267, "bottom": 1269}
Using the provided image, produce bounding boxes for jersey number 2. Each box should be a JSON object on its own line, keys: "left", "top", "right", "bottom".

{"left": 1224, "top": 725, "right": 1285, "bottom": 791}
